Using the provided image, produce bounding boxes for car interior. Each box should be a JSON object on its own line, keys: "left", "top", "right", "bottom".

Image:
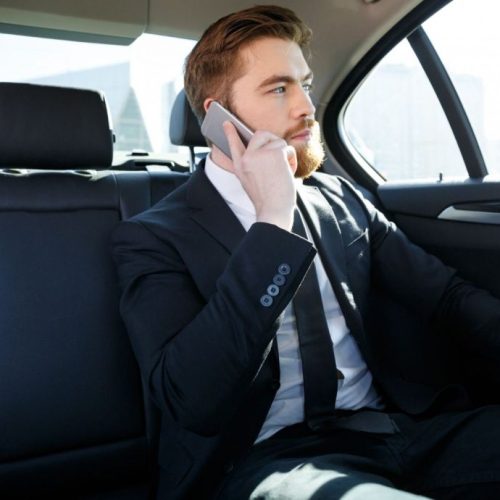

{"left": 2, "top": 0, "right": 500, "bottom": 498}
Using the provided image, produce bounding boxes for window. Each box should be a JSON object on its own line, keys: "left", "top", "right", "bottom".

{"left": 424, "top": 0, "right": 500, "bottom": 176}
{"left": 343, "top": 0, "right": 500, "bottom": 181}
{"left": 344, "top": 39, "right": 465, "bottom": 181}
{"left": 0, "top": 33, "right": 196, "bottom": 164}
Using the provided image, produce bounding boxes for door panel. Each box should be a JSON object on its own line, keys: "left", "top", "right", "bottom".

{"left": 377, "top": 181, "right": 500, "bottom": 298}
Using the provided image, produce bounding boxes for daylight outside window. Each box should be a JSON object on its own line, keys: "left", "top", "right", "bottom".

{"left": 343, "top": 0, "right": 500, "bottom": 181}
{"left": 424, "top": 0, "right": 500, "bottom": 176}
{"left": 0, "top": 33, "right": 196, "bottom": 164}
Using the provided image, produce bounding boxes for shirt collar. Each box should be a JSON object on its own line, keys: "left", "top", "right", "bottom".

{"left": 204, "top": 152, "right": 304, "bottom": 216}
{"left": 204, "top": 154, "right": 256, "bottom": 217}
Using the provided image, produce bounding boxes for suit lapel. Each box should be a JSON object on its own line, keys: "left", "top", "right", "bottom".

{"left": 297, "top": 185, "right": 348, "bottom": 289}
{"left": 297, "top": 184, "right": 367, "bottom": 347}
{"left": 186, "top": 166, "right": 246, "bottom": 254}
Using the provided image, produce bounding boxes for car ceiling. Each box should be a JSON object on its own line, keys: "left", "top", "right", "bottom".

{"left": 0, "top": 0, "right": 424, "bottom": 117}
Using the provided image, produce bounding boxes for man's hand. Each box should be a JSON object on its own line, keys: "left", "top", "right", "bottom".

{"left": 224, "top": 120, "right": 296, "bottom": 231}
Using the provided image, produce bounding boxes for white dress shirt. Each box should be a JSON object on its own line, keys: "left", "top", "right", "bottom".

{"left": 204, "top": 156, "right": 384, "bottom": 443}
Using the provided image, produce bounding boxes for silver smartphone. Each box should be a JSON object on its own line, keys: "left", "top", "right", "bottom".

{"left": 201, "top": 101, "right": 254, "bottom": 159}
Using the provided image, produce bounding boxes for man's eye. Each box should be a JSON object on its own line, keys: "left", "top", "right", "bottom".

{"left": 271, "top": 86, "right": 286, "bottom": 94}
{"left": 302, "top": 83, "right": 313, "bottom": 93}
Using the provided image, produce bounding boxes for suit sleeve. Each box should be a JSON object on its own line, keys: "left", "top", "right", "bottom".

{"left": 341, "top": 179, "right": 500, "bottom": 364}
{"left": 112, "top": 219, "right": 315, "bottom": 435}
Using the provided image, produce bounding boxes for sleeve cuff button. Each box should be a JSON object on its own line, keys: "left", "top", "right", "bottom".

{"left": 273, "top": 274, "right": 286, "bottom": 286}
{"left": 278, "top": 263, "right": 291, "bottom": 275}
{"left": 260, "top": 294, "right": 273, "bottom": 307}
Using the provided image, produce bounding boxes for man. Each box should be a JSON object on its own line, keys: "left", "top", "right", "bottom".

{"left": 112, "top": 5, "right": 500, "bottom": 500}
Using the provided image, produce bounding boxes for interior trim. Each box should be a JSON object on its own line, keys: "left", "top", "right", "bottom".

{"left": 438, "top": 206, "right": 500, "bottom": 225}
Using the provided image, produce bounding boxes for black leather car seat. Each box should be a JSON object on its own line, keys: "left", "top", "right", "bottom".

{"left": 0, "top": 82, "right": 188, "bottom": 499}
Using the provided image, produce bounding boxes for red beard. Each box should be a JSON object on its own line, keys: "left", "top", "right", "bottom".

{"left": 285, "top": 119, "right": 325, "bottom": 179}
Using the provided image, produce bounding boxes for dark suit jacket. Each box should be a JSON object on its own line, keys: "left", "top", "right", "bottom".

{"left": 112, "top": 166, "right": 500, "bottom": 499}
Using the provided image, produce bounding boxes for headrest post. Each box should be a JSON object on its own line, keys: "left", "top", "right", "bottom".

{"left": 189, "top": 147, "right": 196, "bottom": 172}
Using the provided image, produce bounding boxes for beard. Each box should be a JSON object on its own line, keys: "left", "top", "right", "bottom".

{"left": 226, "top": 97, "right": 325, "bottom": 179}
{"left": 285, "top": 119, "right": 325, "bottom": 179}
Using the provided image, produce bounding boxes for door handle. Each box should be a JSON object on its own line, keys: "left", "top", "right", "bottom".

{"left": 438, "top": 201, "right": 500, "bottom": 224}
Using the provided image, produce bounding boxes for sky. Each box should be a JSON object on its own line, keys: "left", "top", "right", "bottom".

{"left": 0, "top": 32, "right": 195, "bottom": 82}
{"left": 384, "top": 0, "right": 500, "bottom": 140}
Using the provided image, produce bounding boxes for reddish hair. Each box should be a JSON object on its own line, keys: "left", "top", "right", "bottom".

{"left": 184, "top": 5, "right": 312, "bottom": 121}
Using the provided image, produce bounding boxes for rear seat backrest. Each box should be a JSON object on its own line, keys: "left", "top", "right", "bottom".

{"left": 0, "top": 83, "right": 189, "bottom": 498}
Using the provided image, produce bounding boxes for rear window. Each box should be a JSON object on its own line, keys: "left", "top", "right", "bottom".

{"left": 0, "top": 33, "right": 196, "bottom": 164}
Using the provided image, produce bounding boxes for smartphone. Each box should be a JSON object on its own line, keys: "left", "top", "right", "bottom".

{"left": 201, "top": 101, "right": 254, "bottom": 159}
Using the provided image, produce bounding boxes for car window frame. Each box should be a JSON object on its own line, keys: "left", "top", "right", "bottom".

{"left": 322, "top": 0, "right": 482, "bottom": 191}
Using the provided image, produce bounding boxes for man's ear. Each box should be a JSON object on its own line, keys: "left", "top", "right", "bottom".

{"left": 203, "top": 98, "right": 215, "bottom": 113}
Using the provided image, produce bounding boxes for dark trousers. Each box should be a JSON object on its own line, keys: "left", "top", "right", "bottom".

{"left": 217, "top": 406, "right": 500, "bottom": 499}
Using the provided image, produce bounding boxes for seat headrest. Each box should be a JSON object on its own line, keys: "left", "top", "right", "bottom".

{"left": 0, "top": 83, "right": 113, "bottom": 169}
{"left": 169, "top": 90, "right": 206, "bottom": 148}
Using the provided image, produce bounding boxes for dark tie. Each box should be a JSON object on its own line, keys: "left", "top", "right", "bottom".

{"left": 292, "top": 208, "right": 343, "bottom": 430}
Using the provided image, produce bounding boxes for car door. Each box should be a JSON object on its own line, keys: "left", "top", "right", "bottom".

{"left": 321, "top": 0, "right": 500, "bottom": 401}
{"left": 323, "top": 0, "right": 500, "bottom": 302}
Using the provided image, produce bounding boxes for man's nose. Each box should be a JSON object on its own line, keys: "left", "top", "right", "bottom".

{"left": 293, "top": 86, "right": 316, "bottom": 119}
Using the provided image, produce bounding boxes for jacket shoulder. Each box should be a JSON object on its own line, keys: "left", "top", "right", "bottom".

{"left": 306, "top": 171, "right": 343, "bottom": 189}
{"left": 306, "top": 171, "right": 360, "bottom": 200}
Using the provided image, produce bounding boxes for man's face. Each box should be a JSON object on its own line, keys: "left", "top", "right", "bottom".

{"left": 227, "top": 37, "right": 324, "bottom": 178}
